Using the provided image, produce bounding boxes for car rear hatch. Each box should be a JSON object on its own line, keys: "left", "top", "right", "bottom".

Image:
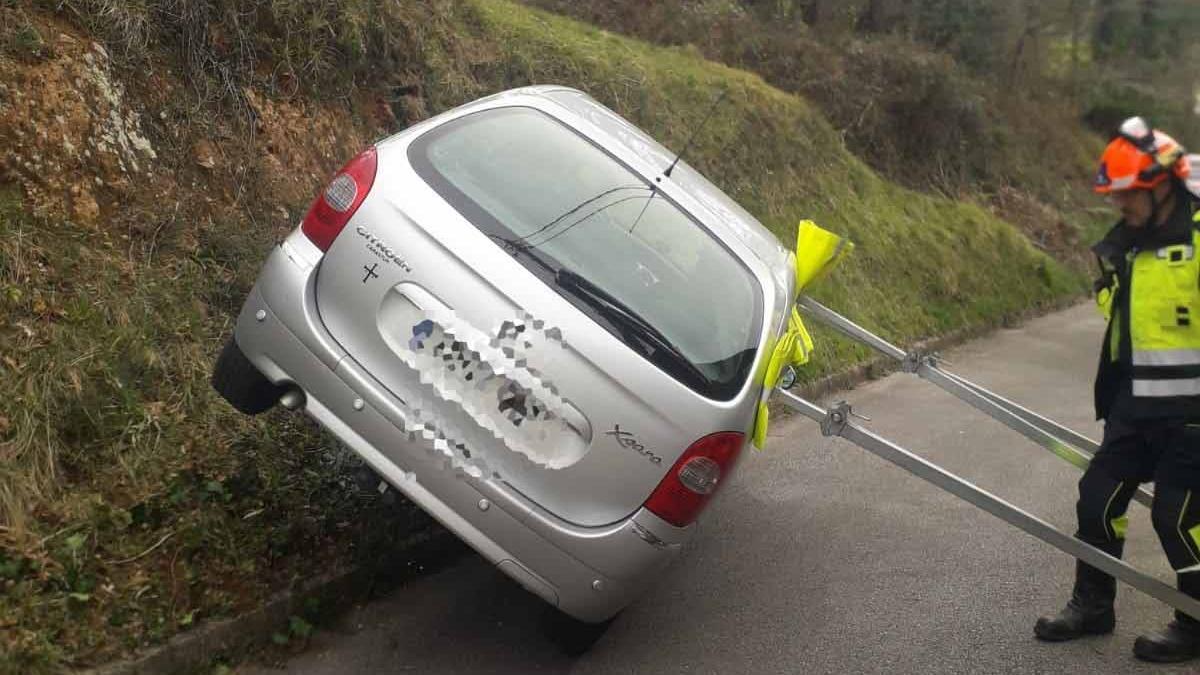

{"left": 313, "top": 97, "right": 771, "bottom": 527}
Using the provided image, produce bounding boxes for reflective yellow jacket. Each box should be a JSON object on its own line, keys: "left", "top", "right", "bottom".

{"left": 1093, "top": 206, "right": 1200, "bottom": 420}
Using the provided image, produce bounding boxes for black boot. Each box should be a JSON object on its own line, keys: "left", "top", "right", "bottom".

{"left": 1133, "top": 622, "right": 1200, "bottom": 662}
{"left": 1034, "top": 559, "right": 1117, "bottom": 642}
{"left": 1133, "top": 574, "right": 1200, "bottom": 663}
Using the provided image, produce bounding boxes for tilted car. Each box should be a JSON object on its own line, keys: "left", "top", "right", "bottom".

{"left": 211, "top": 85, "right": 796, "bottom": 647}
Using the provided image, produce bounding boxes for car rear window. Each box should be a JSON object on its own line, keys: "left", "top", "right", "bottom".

{"left": 408, "top": 106, "right": 763, "bottom": 400}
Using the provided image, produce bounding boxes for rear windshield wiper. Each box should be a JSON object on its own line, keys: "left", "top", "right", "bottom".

{"left": 554, "top": 269, "right": 710, "bottom": 387}
{"left": 517, "top": 184, "right": 650, "bottom": 248}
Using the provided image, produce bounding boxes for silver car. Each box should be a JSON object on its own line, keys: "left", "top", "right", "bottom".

{"left": 212, "top": 86, "right": 794, "bottom": 646}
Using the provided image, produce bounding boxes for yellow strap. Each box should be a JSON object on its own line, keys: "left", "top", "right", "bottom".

{"left": 790, "top": 306, "right": 814, "bottom": 360}
{"left": 752, "top": 220, "right": 851, "bottom": 449}
{"left": 794, "top": 220, "right": 853, "bottom": 291}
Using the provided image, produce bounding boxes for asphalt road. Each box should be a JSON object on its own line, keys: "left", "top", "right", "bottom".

{"left": 240, "top": 303, "right": 1199, "bottom": 674}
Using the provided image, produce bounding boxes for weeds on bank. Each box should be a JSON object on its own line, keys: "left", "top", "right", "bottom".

{"left": 0, "top": 184, "right": 433, "bottom": 672}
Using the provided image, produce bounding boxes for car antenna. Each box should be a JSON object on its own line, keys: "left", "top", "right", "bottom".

{"left": 629, "top": 89, "right": 728, "bottom": 234}
{"left": 665, "top": 89, "right": 727, "bottom": 178}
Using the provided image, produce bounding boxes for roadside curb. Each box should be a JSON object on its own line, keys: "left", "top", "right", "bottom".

{"left": 81, "top": 295, "right": 1088, "bottom": 675}
{"left": 81, "top": 530, "right": 468, "bottom": 675}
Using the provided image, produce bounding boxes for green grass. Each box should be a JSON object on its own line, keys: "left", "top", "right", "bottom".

{"left": 0, "top": 0, "right": 1087, "bottom": 670}
{"left": 0, "top": 185, "right": 435, "bottom": 672}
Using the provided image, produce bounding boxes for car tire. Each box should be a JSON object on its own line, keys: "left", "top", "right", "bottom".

{"left": 542, "top": 606, "right": 617, "bottom": 657}
{"left": 211, "top": 336, "right": 286, "bottom": 414}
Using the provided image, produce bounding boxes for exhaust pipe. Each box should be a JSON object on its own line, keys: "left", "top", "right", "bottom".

{"left": 279, "top": 387, "right": 306, "bottom": 410}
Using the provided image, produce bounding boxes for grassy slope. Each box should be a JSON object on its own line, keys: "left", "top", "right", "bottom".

{"left": 0, "top": 0, "right": 1083, "bottom": 671}
{"left": 458, "top": 2, "right": 1084, "bottom": 373}
{"left": 520, "top": 0, "right": 1115, "bottom": 271}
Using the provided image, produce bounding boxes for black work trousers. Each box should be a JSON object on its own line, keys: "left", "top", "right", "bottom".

{"left": 1076, "top": 416, "right": 1200, "bottom": 625}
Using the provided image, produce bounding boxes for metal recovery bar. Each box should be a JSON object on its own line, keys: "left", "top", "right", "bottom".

{"left": 935, "top": 367, "right": 1101, "bottom": 456}
{"left": 796, "top": 296, "right": 1153, "bottom": 509}
{"left": 776, "top": 390, "right": 1200, "bottom": 622}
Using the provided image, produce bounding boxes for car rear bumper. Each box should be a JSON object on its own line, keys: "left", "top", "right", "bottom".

{"left": 232, "top": 229, "right": 691, "bottom": 622}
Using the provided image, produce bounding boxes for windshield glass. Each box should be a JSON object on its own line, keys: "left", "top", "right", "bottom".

{"left": 409, "top": 106, "right": 762, "bottom": 400}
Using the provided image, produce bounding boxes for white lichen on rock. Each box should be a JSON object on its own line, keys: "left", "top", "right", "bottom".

{"left": 81, "top": 44, "right": 157, "bottom": 173}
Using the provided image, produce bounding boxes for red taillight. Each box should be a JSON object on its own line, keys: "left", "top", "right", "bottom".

{"left": 301, "top": 146, "right": 378, "bottom": 251}
{"left": 644, "top": 432, "right": 745, "bottom": 527}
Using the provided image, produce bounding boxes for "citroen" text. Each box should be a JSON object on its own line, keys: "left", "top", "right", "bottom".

{"left": 356, "top": 225, "right": 413, "bottom": 272}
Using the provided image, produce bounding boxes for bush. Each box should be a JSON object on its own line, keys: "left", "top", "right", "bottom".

{"left": 1081, "top": 77, "right": 1200, "bottom": 148}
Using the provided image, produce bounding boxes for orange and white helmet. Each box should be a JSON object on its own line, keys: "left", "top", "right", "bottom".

{"left": 1093, "top": 116, "right": 1189, "bottom": 194}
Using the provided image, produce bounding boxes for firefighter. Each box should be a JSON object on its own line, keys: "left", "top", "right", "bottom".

{"left": 1034, "top": 117, "right": 1200, "bottom": 663}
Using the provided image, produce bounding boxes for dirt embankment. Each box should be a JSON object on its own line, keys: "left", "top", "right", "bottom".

{"left": 0, "top": 11, "right": 398, "bottom": 238}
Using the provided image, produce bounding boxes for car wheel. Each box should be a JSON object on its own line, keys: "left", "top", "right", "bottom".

{"left": 542, "top": 606, "right": 617, "bottom": 657}
{"left": 211, "top": 336, "right": 286, "bottom": 414}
